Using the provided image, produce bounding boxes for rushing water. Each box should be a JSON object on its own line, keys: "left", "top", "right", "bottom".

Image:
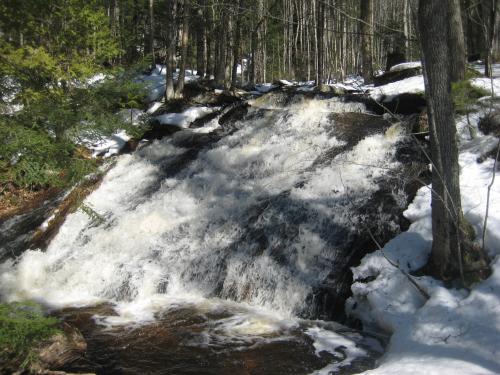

{"left": 0, "top": 92, "right": 409, "bottom": 374}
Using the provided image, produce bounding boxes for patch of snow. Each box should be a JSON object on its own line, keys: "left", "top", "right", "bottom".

{"left": 307, "top": 327, "right": 368, "bottom": 375}
{"left": 471, "top": 77, "right": 500, "bottom": 97}
{"left": 389, "top": 62, "right": 422, "bottom": 72}
{"left": 369, "top": 75, "right": 425, "bottom": 101}
{"left": 83, "top": 131, "right": 131, "bottom": 158}
{"left": 147, "top": 101, "right": 163, "bottom": 115}
{"left": 471, "top": 63, "right": 500, "bottom": 78}
{"left": 155, "top": 106, "right": 218, "bottom": 128}
{"left": 86, "top": 73, "right": 107, "bottom": 86}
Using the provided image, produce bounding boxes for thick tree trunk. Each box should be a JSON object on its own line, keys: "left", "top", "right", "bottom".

{"left": 419, "top": 0, "right": 465, "bottom": 280}
{"left": 360, "top": 0, "right": 373, "bottom": 84}
{"left": 175, "top": 0, "right": 189, "bottom": 98}
{"left": 448, "top": 0, "right": 466, "bottom": 81}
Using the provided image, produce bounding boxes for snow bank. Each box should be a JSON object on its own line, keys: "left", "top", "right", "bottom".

{"left": 155, "top": 106, "right": 218, "bottom": 128}
{"left": 369, "top": 75, "right": 425, "bottom": 101}
{"left": 350, "top": 112, "right": 500, "bottom": 374}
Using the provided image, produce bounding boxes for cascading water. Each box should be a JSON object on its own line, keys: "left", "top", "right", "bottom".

{"left": 0, "top": 92, "right": 410, "bottom": 374}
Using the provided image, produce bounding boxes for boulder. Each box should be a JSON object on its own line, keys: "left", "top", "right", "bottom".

{"left": 478, "top": 111, "right": 500, "bottom": 137}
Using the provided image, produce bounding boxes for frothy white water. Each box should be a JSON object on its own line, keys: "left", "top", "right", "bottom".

{"left": 0, "top": 95, "right": 403, "bottom": 321}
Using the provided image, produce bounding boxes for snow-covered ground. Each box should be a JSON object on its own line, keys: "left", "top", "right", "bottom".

{"left": 349, "top": 65, "right": 500, "bottom": 375}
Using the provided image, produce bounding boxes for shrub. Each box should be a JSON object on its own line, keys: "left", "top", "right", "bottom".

{"left": 0, "top": 302, "right": 60, "bottom": 365}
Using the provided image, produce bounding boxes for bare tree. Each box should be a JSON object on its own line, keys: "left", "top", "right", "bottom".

{"left": 175, "top": 0, "right": 190, "bottom": 98}
{"left": 360, "top": 0, "right": 374, "bottom": 84}
{"left": 419, "top": 0, "right": 465, "bottom": 279}
{"left": 165, "top": 0, "right": 177, "bottom": 101}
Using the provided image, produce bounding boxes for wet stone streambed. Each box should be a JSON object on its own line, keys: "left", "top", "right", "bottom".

{"left": 56, "top": 301, "right": 384, "bottom": 375}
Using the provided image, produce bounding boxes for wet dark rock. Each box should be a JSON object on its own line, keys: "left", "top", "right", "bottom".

{"left": 478, "top": 111, "right": 500, "bottom": 137}
{"left": 330, "top": 113, "right": 392, "bottom": 144}
{"left": 0, "top": 191, "right": 63, "bottom": 262}
{"left": 219, "top": 102, "right": 249, "bottom": 127}
{"left": 379, "top": 93, "right": 427, "bottom": 115}
{"left": 374, "top": 67, "right": 422, "bottom": 87}
{"left": 141, "top": 119, "right": 183, "bottom": 140}
{"left": 315, "top": 84, "right": 346, "bottom": 95}
{"left": 189, "top": 110, "right": 220, "bottom": 128}
{"left": 30, "top": 323, "right": 87, "bottom": 373}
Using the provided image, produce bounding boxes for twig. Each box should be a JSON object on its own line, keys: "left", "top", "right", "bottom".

{"left": 482, "top": 139, "right": 500, "bottom": 253}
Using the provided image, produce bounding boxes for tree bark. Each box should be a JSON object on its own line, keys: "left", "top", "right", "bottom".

{"left": 360, "top": 0, "right": 373, "bottom": 84}
{"left": 165, "top": 0, "right": 177, "bottom": 101}
{"left": 448, "top": 0, "right": 466, "bottom": 81}
{"left": 149, "top": 0, "right": 155, "bottom": 66}
{"left": 231, "top": 0, "right": 243, "bottom": 88}
{"left": 419, "top": 0, "right": 465, "bottom": 280}
{"left": 195, "top": 1, "right": 206, "bottom": 78}
{"left": 175, "top": 0, "right": 189, "bottom": 98}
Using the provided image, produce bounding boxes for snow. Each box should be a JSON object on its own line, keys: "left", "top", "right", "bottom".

{"left": 154, "top": 106, "right": 219, "bottom": 128}
{"left": 471, "top": 63, "right": 500, "bottom": 78}
{"left": 389, "top": 62, "right": 422, "bottom": 72}
{"left": 471, "top": 77, "right": 500, "bottom": 97}
{"left": 349, "top": 107, "right": 500, "bottom": 374}
{"left": 137, "top": 68, "right": 201, "bottom": 101}
{"left": 147, "top": 101, "right": 163, "bottom": 115}
{"left": 86, "top": 73, "right": 107, "bottom": 86}
{"left": 369, "top": 75, "right": 425, "bottom": 101}
{"left": 83, "top": 130, "right": 131, "bottom": 158}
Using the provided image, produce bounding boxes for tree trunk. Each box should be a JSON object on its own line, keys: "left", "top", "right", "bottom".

{"left": 360, "top": 0, "right": 373, "bottom": 84}
{"left": 175, "top": 0, "right": 189, "bottom": 98}
{"left": 149, "top": 0, "right": 155, "bottom": 66}
{"left": 448, "top": 0, "right": 466, "bottom": 81}
{"left": 419, "top": 0, "right": 465, "bottom": 280}
{"left": 231, "top": 0, "right": 243, "bottom": 88}
{"left": 165, "top": 0, "right": 177, "bottom": 101}
{"left": 215, "top": 9, "right": 227, "bottom": 87}
{"left": 316, "top": 0, "right": 324, "bottom": 84}
{"left": 195, "top": 1, "right": 206, "bottom": 78}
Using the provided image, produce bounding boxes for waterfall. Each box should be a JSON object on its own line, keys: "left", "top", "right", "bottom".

{"left": 0, "top": 93, "right": 405, "bottom": 322}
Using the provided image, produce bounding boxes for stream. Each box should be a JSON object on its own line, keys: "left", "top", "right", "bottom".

{"left": 0, "top": 90, "right": 423, "bottom": 374}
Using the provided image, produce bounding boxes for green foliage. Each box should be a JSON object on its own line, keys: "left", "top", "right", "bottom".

{"left": 0, "top": 302, "right": 60, "bottom": 364}
{"left": 0, "top": 1, "right": 151, "bottom": 193}
{"left": 0, "top": 119, "right": 98, "bottom": 190}
{"left": 452, "top": 80, "right": 490, "bottom": 114}
{"left": 79, "top": 202, "right": 106, "bottom": 225}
